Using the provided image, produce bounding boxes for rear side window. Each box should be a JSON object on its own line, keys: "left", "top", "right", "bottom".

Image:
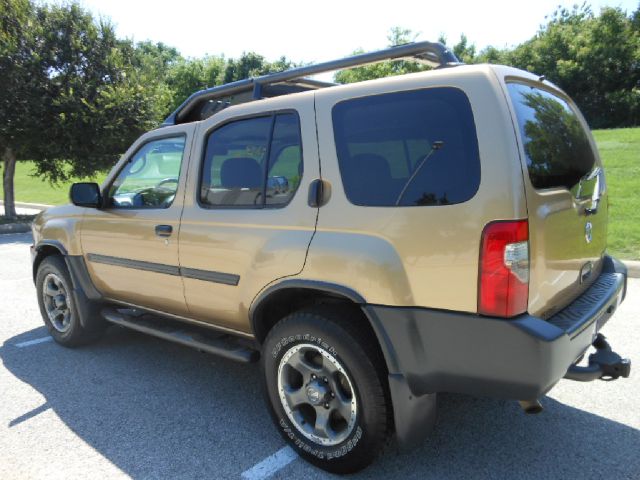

{"left": 332, "top": 88, "right": 480, "bottom": 207}
{"left": 507, "top": 83, "right": 596, "bottom": 191}
{"left": 200, "top": 112, "right": 302, "bottom": 208}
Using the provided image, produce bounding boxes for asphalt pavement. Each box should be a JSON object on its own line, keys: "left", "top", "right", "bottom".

{"left": 1, "top": 232, "right": 639, "bottom": 479}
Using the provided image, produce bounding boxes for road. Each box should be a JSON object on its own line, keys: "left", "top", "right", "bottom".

{"left": 1, "top": 232, "right": 638, "bottom": 479}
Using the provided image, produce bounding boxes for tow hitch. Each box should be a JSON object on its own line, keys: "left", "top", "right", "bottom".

{"left": 564, "top": 334, "right": 631, "bottom": 382}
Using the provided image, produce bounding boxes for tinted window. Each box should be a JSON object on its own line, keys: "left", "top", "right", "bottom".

{"left": 507, "top": 83, "right": 596, "bottom": 191}
{"left": 200, "top": 113, "right": 303, "bottom": 208}
{"left": 109, "top": 136, "right": 185, "bottom": 209}
{"left": 332, "top": 88, "right": 480, "bottom": 207}
{"left": 200, "top": 116, "right": 271, "bottom": 207}
{"left": 266, "top": 113, "right": 303, "bottom": 206}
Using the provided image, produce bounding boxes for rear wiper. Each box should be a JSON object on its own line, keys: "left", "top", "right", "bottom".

{"left": 394, "top": 141, "right": 445, "bottom": 206}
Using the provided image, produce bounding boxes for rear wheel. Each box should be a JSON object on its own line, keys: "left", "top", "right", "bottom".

{"left": 262, "top": 305, "right": 390, "bottom": 473}
{"left": 36, "top": 255, "right": 105, "bottom": 347}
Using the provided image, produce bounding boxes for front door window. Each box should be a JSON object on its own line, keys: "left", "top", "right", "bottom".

{"left": 108, "top": 136, "right": 186, "bottom": 209}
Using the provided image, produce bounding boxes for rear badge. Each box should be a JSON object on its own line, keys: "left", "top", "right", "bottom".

{"left": 585, "top": 222, "right": 593, "bottom": 244}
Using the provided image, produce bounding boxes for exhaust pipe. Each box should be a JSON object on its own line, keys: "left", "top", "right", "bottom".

{"left": 518, "top": 399, "right": 543, "bottom": 414}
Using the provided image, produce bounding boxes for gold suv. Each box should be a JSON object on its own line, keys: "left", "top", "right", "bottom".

{"left": 30, "top": 42, "right": 631, "bottom": 473}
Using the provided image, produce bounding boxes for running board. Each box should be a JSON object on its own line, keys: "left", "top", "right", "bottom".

{"left": 102, "top": 308, "right": 259, "bottom": 363}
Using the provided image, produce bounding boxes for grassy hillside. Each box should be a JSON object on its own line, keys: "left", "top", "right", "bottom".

{"left": 1, "top": 161, "right": 108, "bottom": 206}
{"left": 592, "top": 127, "right": 640, "bottom": 260}
{"left": 1, "top": 127, "right": 639, "bottom": 259}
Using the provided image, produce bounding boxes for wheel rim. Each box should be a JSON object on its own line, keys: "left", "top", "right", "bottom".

{"left": 42, "top": 273, "right": 72, "bottom": 333}
{"left": 277, "top": 343, "right": 357, "bottom": 446}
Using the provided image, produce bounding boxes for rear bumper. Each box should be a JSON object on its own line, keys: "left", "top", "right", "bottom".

{"left": 367, "top": 255, "right": 627, "bottom": 401}
{"left": 364, "top": 255, "right": 628, "bottom": 445}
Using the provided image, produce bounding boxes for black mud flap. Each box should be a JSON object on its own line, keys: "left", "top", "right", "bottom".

{"left": 388, "top": 373, "right": 437, "bottom": 448}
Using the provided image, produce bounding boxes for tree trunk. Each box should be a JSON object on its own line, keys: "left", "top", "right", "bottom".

{"left": 2, "top": 147, "right": 17, "bottom": 221}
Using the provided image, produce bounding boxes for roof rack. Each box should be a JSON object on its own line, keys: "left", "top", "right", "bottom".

{"left": 162, "top": 41, "right": 461, "bottom": 126}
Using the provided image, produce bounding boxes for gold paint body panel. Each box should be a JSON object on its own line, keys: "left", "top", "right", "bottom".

{"left": 32, "top": 64, "right": 608, "bottom": 336}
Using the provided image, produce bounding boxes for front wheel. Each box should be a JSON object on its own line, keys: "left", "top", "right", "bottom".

{"left": 36, "top": 255, "right": 105, "bottom": 347}
{"left": 262, "top": 306, "right": 391, "bottom": 473}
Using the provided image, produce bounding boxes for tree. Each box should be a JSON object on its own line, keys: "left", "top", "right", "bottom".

{"left": 497, "top": 4, "right": 640, "bottom": 127}
{"left": 335, "top": 29, "right": 482, "bottom": 84}
{"left": 338, "top": 8, "right": 640, "bottom": 128}
{"left": 161, "top": 52, "right": 297, "bottom": 114}
{"left": 451, "top": 34, "right": 477, "bottom": 64}
{"left": 222, "top": 52, "right": 296, "bottom": 83}
{"left": 0, "top": 1, "right": 169, "bottom": 219}
{"left": 165, "top": 56, "right": 226, "bottom": 111}
{"left": 1, "top": 0, "right": 37, "bottom": 218}
{"left": 335, "top": 27, "right": 428, "bottom": 84}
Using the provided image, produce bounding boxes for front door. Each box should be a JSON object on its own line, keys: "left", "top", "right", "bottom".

{"left": 80, "top": 124, "right": 194, "bottom": 316}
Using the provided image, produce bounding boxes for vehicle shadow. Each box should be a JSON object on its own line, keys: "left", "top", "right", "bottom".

{"left": 2, "top": 325, "right": 639, "bottom": 479}
{"left": 1, "top": 326, "right": 281, "bottom": 478}
{"left": 354, "top": 394, "right": 640, "bottom": 480}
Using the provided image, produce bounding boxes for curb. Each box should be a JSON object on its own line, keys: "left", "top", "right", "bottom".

{"left": 0, "top": 200, "right": 52, "bottom": 211}
{"left": 625, "top": 260, "right": 640, "bottom": 279}
{"left": 0, "top": 223, "right": 32, "bottom": 235}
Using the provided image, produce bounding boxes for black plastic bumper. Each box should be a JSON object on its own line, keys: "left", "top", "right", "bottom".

{"left": 364, "top": 255, "right": 629, "bottom": 446}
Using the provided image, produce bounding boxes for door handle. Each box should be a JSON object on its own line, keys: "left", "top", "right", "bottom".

{"left": 155, "top": 225, "right": 173, "bottom": 237}
{"left": 308, "top": 179, "right": 331, "bottom": 207}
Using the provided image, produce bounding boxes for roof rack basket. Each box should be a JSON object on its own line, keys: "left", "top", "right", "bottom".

{"left": 162, "top": 41, "right": 460, "bottom": 126}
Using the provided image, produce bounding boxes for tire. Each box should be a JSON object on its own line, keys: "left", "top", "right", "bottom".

{"left": 36, "top": 255, "right": 105, "bottom": 347}
{"left": 262, "top": 305, "right": 391, "bottom": 473}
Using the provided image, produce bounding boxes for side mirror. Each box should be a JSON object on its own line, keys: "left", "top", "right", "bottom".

{"left": 70, "top": 182, "right": 102, "bottom": 208}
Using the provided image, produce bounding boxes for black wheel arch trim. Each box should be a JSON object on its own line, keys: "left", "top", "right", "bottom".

{"left": 32, "top": 240, "right": 68, "bottom": 282}
{"left": 65, "top": 255, "right": 103, "bottom": 301}
{"left": 249, "top": 278, "right": 402, "bottom": 374}
{"left": 249, "top": 279, "right": 366, "bottom": 330}
{"left": 32, "top": 240, "right": 104, "bottom": 302}
{"left": 34, "top": 240, "right": 68, "bottom": 256}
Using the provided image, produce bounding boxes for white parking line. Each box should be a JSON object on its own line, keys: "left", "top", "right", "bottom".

{"left": 241, "top": 446, "right": 298, "bottom": 480}
{"left": 15, "top": 336, "right": 53, "bottom": 348}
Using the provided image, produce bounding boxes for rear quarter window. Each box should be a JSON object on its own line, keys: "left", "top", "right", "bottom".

{"left": 332, "top": 87, "right": 480, "bottom": 207}
{"left": 507, "top": 83, "right": 597, "bottom": 192}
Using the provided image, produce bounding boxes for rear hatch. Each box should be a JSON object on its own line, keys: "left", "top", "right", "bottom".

{"left": 506, "top": 81, "right": 608, "bottom": 319}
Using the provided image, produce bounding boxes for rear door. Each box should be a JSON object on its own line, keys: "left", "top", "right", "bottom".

{"left": 177, "top": 94, "right": 319, "bottom": 334}
{"left": 505, "top": 80, "right": 608, "bottom": 318}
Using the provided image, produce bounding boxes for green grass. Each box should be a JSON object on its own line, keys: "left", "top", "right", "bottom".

{"left": 2, "top": 127, "right": 639, "bottom": 259}
{"left": 0, "top": 161, "right": 108, "bottom": 206}
{"left": 592, "top": 127, "right": 640, "bottom": 260}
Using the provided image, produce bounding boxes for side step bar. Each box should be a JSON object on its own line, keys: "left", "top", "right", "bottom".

{"left": 564, "top": 334, "right": 631, "bottom": 382}
{"left": 102, "top": 308, "right": 259, "bottom": 363}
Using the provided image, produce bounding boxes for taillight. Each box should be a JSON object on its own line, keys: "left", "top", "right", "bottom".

{"left": 478, "top": 220, "right": 529, "bottom": 317}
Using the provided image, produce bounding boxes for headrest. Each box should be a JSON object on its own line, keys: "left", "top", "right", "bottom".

{"left": 220, "top": 157, "right": 262, "bottom": 189}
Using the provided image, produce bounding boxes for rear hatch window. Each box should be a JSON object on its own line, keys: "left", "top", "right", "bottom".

{"left": 507, "top": 83, "right": 596, "bottom": 192}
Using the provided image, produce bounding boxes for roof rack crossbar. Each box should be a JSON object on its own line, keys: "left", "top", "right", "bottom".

{"left": 163, "top": 41, "right": 460, "bottom": 125}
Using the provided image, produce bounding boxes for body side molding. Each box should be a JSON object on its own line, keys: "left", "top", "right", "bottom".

{"left": 86, "top": 253, "right": 240, "bottom": 286}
